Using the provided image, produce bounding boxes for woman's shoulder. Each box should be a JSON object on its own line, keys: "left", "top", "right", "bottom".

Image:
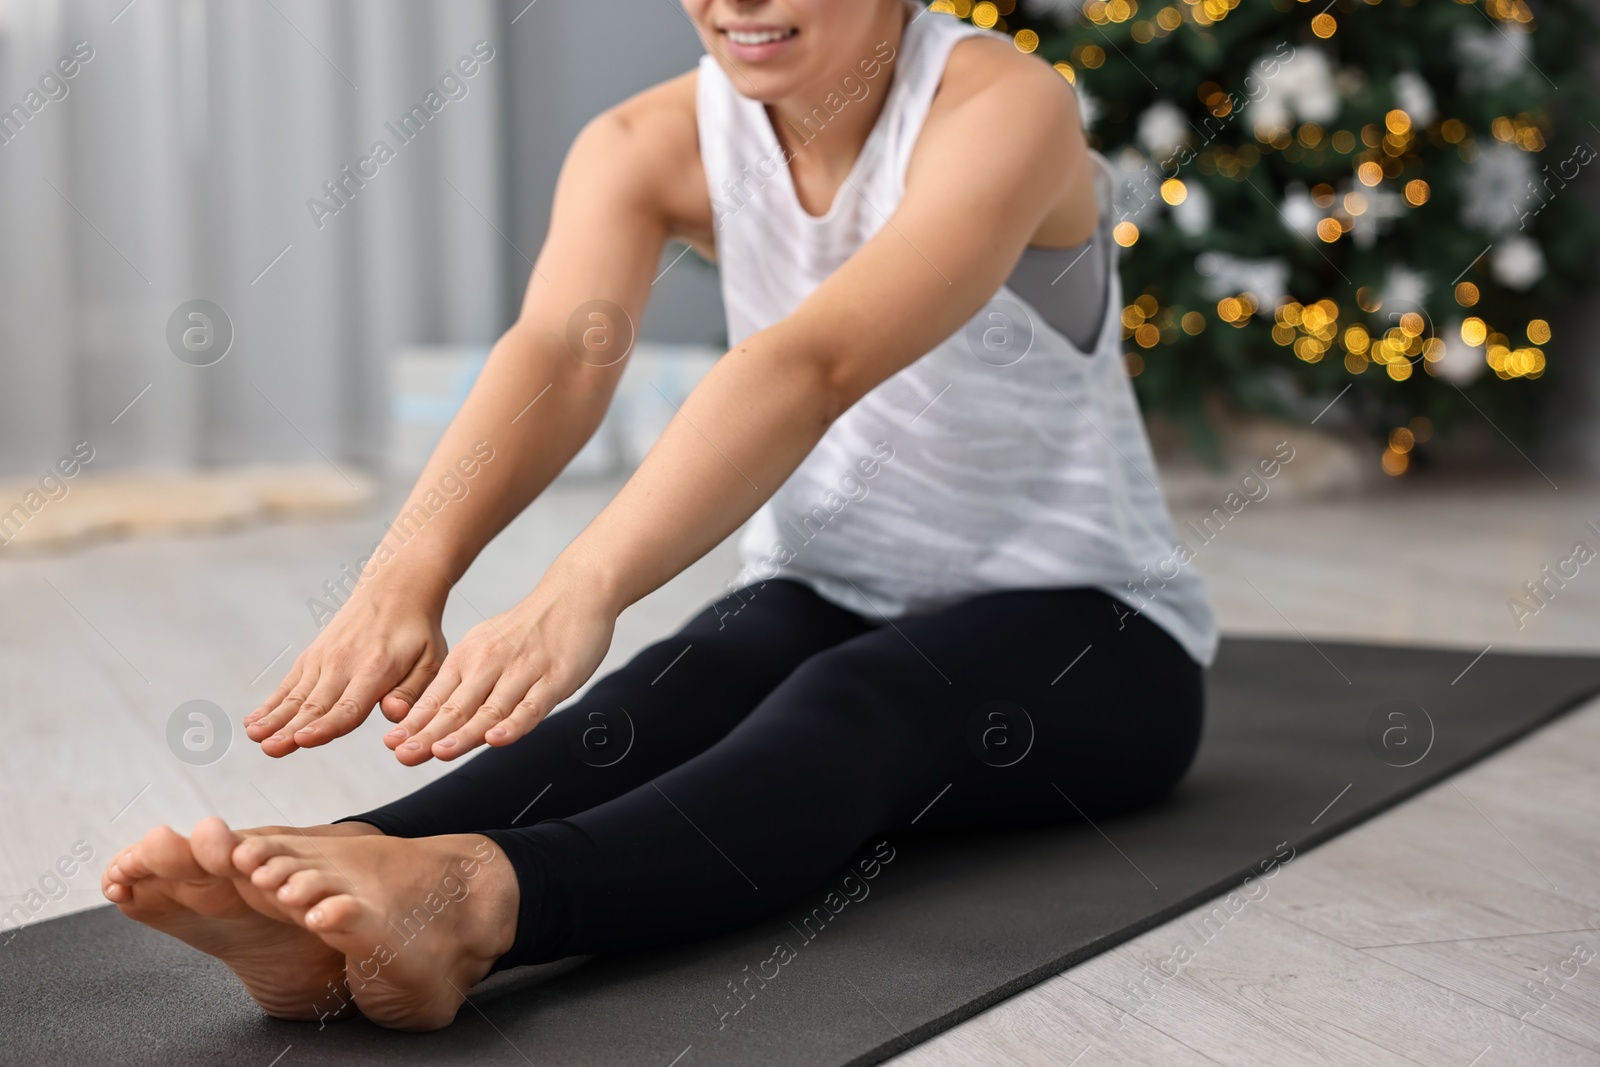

{"left": 568, "top": 69, "right": 713, "bottom": 240}
{"left": 936, "top": 31, "right": 1077, "bottom": 116}
{"left": 584, "top": 69, "right": 701, "bottom": 168}
{"left": 915, "top": 32, "right": 1095, "bottom": 245}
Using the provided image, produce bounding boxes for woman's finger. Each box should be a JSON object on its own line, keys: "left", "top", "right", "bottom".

{"left": 291, "top": 665, "right": 392, "bottom": 748}
{"left": 262, "top": 666, "right": 352, "bottom": 755}
{"left": 486, "top": 673, "right": 566, "bottom": 747}
{"left": 378, "top": 650, "right": 443, "bottom": 724}
{"left": 404, "top": 668, "right": 502, "bottom": 763}
{"left": 386, "top": 663, "right": 462, "bottom": 747}
{"left": 244, "top": 663, "right": 301, "bottom": 727}
{"left": 439, "top": 670, "right": 543, "bottom": 756}
{"left": 246, "top": 667, "right": 317, "bottom": 743}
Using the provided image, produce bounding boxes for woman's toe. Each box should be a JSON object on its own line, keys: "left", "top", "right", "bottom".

{"left": 191, "top": 817, "right": 243, "bottom": 876}
{"left": 277, "top": 868, "right": 345, "bottom": 907}
{"left": 250, "top": 854, "right": 309, "bottom": 892}
{"left": 108, "top": 846, "right": 149, "bottom": 884}
{"left": 140, "top": 825, "right": 208, "bottom": 881}
{"left": 232, "top": 833, "right": 305, "bottom": 876}
{"left": 306, "top": 893, "right": 369, "bottom": 935}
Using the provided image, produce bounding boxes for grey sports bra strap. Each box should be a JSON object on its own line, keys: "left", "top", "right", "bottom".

{"left": 1001, "top": 151, "right": 1114, "bottom": 354}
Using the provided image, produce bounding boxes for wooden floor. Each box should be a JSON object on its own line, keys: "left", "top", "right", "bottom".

{"left": 3, "top": 472, "right": 1597, "bottom": 1065}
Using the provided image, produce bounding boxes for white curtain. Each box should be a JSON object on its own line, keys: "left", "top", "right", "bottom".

{"left": 0, "top": 0, "right": 508, "bottom": 477}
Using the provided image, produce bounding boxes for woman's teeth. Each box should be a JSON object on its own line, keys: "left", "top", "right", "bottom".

{"left": 726, "top": 28, "right": 795, "bottom": 46}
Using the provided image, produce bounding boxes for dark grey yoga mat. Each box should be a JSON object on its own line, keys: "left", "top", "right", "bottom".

{"left": 6, "top": 638, "right": 1600, "bottom": 1067}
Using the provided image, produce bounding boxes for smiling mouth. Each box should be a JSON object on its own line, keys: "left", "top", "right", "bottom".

{"left": 723, "top": 27, "right": 798, "bottom": 46}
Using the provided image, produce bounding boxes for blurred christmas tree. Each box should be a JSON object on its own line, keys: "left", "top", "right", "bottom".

{"left": 934, "top": 0, "right": 1600, "bottom": 472}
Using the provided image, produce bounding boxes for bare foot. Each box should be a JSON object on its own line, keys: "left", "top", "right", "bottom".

{"left": 103, "top": 817, "right": 381, "bottom": 1022}
{"left": 232, "top": 827, "right": 518, "bottom": 1031}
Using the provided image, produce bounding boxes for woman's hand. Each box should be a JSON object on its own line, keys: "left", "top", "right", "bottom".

{"left": 384, "top": 565, "right": 618, "bottom": 765}
{"left": 245, "top": 583, "right": 449, "bottom": 757}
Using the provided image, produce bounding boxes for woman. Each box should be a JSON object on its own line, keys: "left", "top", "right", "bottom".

{"left": 103, "top": 0, "right": 1216, "bottom": 1032}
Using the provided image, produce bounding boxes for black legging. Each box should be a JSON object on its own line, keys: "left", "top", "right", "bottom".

{"left": 343, "top": 579, "right": 1203, "bottom": 968}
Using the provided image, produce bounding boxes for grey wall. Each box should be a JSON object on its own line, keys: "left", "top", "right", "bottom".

{"left": 500, "top": 0, "right": 725, "bottom": 347}
{"left": 0, "top": 0, "right": 724, "bottom": 482}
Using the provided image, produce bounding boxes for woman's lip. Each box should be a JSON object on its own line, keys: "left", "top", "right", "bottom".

{"left": 718, "top": 26, "right": 798, "bottom": 62}
{"left": 717, "top": 20, "right": 795, "bottom": 33}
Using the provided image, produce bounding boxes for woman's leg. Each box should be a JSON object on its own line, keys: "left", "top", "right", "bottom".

{"left": 482, "top": 586, "right": 1204, "bottom": 966}
{"left": 341, "top": 579, "right": 873, "bottom": 838}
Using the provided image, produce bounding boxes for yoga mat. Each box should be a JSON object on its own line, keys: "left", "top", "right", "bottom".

{"left": 6, "top": 638, "right": 1600, "bottom": 1067}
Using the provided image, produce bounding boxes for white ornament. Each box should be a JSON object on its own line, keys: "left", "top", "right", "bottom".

{"left": 1109, "top": 147, "right": 1158, "bottom": 224}
{"left": 1461, "top": 143, "right": 1538, "bottom": 235}
{"left": 1491, "top": 236, "right": 1545, "bottom": 290}
{"left": 1248, "top": 47, "right": 1339, "bottom": 135}
{"left": 1076, "top": 82, "right": 1099, "bottom": 134}
{"left": 1247, "top": 95, "right": 1293, "bottom": 138}
{"left": 1380, "top": 267, "right": 1430, "bottom": 315}
{"left": 1434, "top": 320, "right": 1486, "bottom": 385}
{"left": 1137, "top": 100, "right": 1190, "bottom": 159}
{"left": 1280, "top": 47, "right": 1340, "bottom": 124}
{"left": 1393, "top": 71, "right": 1436, "bottom": 128}
{"left": 1455, "top": 25, "right": 1528, "bottom": 91}
{"left": 1280, "top": 184, "right": 1321, "bottom": 238}
{"left": 1021, "top": 0, "right": 1088, "bottom": 19}
{"left": 1346, "top": 183, "right": 1406, "bottom": 250}
{"left": 1294, "top": 62, "right": 1340, "bottom": 124}
{"left": 1171, "top": 180, "right": 1212, "bottom": 236}
{"left": 1195, "top": 252, "right": 1290, "bottom": 316}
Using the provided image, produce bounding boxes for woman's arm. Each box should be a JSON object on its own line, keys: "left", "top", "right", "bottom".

{"left": 247, "top": 82, "right": 700, "bottom": 757}
{"left": 390, "top": 52, "right": 1088, "bottom": 763}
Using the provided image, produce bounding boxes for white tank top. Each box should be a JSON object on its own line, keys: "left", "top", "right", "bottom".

{"left": 696, "top": 5, "right": 1220, "bottom": 668}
